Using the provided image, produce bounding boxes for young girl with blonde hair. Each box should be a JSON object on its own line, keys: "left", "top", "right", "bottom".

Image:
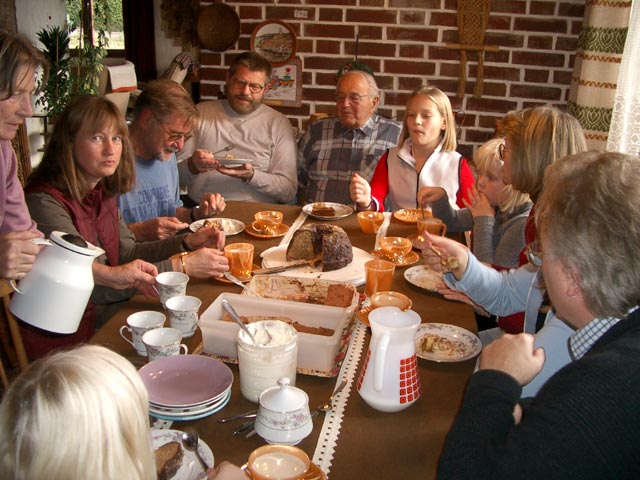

{"left": 423, "top": 137, "right": 532, "bottom": 268}
{"left": 350, "top": 85, "right": 474, "bottom": 211}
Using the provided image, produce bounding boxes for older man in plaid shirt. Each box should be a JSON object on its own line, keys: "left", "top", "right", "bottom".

{"left": 297, "top": 69, "right": 401, "bottom": 205}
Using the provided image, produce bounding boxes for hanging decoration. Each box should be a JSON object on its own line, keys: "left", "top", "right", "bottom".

{"left": 446, "top": 0, "right": 498, "bottom": 98}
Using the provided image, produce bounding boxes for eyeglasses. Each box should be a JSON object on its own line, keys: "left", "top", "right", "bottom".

{"left": 525, "top": 241, "right": 543, "bottom": 267}
{"left": 166, "top": 130, "right": 193, "bottom": 142}
{"left": 335, "top": 93, "right": 371, "bottom": 105}
{"left": 230, "top": 78, "right": 265, "bottom": 94}
{"left": 498, "top": 143, "right": 511, "bottom": 161}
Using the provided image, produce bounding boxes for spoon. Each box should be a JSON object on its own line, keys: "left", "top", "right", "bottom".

{"left": 212, "top": 145, "right": 235, "bottom": 156}
{"left": 220, "top": 298, "right": 259, "bottom": 345}
{"left": 317, "top": 379, "right": 348, "bottom": 413}
{"left": 181, "top": 429, "right": 209, "bottom": 472}
{"left": 223, "top": 272, "right": 261, "bottom": 297}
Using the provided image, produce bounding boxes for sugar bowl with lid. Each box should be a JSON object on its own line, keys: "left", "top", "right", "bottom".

{"left": 255, "top": 377, "right": 313, "bottom": 446}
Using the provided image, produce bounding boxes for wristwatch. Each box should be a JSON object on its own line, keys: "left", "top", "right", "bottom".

{"left": 242, "top": 168, "right": 254, "bottom": 183}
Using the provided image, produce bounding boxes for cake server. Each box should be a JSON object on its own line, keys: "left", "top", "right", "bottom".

{"left": 252, "top": 257, "right": 321, "bottom": 275}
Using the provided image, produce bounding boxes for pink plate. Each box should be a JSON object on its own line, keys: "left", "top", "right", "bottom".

{"left": 138, "top": 354, "right": 233, "bottom": 407}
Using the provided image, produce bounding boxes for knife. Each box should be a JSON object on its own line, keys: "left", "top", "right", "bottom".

{"left": 252, "top": 257, "right": 321, "bottom": 275}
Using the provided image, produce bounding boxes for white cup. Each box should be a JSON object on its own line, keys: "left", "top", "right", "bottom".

{"left": 165, "top": 295, "right": 202, "bottom": 338}
{"left": 142, "top": 327, "right": 189, "bottom": 362}
{"left": 119, "top": 310, "right": 166, "bottom": 356}
{"left": 156, "top": 271, "right": 189, "bottom": 307}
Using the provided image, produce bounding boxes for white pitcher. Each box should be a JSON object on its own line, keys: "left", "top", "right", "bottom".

{"left": 357, "top": 306, "right": 422, "bottom": 412}
{"left": 9, "top": 231, "right": 104, "bottom": 334}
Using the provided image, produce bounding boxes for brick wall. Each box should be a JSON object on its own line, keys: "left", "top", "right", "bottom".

{"left": 197, "top": 0, "right": 585, "bottom": 159}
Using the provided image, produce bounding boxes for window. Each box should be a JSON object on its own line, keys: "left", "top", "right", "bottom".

{"left": 66, "top": 0, "right": 124, "bottom": 54}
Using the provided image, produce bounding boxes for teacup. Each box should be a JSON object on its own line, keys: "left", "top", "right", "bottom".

{"left": 165, "top": 295, "right": 201, "bottom": 338}
{"left": 417, "top": 216, "right": 447, "bottom": 237}
{"left": 156, "top": 271, "right": 189, "bottom": 307}
{"left": 252, "top": 210, "right": 284, "bottom": 235}
{"left": 142, "top": 327, "right": 188, "bottom": 362}
{"left": 119, "top": 310, "right": 166, "bottom": 356}
{"left": 224, "top": 243, "right": 254, "bottom": 281}
{"left": 379, "top": 236, "right": 413, "bottom": 262}
{"left": 364, "top": 259, "right": 396, "bottom": 297}
{"left": 371, "top": 291, "right": 413, "bottom": 311}
{"left": 246, "top": 444, "right": 311, "bottom": 480}
{"left": 357, "top": 211, "right": 385, "bottom": 234}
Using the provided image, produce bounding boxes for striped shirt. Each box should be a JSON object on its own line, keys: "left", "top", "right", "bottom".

{"left": 297, "top": 113, "right": 402, "bottom": 205}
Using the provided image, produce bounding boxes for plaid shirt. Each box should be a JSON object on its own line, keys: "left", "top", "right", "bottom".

{"left": 570, "top": 317, "right": 621, "bottom": 360}
{"left": 297, "top": 113, "right": 402, "bottom": 205}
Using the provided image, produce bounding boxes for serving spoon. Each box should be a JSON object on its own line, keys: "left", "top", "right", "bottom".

{"left": 221, "top": 298, "right": 258, "bottom": 345}
{"left": 181, "top": 429, "right": 209, "bottom": 471}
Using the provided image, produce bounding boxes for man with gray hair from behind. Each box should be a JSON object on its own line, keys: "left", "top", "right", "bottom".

{"left": 297, "top": 69, "right": 402, "bottom": 205}
{"left": 432, "top": 151, "right": 640, "bottom": 479}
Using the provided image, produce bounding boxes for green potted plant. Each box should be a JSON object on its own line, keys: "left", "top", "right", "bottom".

{"left": 36, "top": 23, "right": 106, "bottom": 119}
{"left": 36, "top": 25, "right": 73, "bottom": 118}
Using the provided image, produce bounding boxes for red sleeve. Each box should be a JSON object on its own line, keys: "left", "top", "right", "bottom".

{"left": 455, "top": 157, "right": 475, "bottom": 208}
{"left": 496, "top": 206, "right": 537, "bottom": 333}
{"left": 369, "top": 151, "right": 390, "bottom": 212}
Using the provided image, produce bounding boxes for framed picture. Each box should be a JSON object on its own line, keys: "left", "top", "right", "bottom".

{"left": 264, "top": 57, "right": 303, "bottom": 108}
{"left": 250, "top": 20, "right": 297, "bottom": 66}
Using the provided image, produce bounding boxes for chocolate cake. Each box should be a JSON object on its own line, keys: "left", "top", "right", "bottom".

{"left": 286, "top": 223, "right": 353, "bottom": 272}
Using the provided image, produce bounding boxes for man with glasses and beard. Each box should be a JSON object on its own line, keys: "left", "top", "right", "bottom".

{"left": 297, "top": 69, "right": 402, "bottom": 205}
{"left": 177, "top": 51, "right": 297, "bottom": 205}
{"left": 119, "top": 79, "right": 226, "bottom": 241}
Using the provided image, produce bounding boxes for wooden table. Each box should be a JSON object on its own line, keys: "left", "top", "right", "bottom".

{"left": 90, "top": 201, "right": 476, "bottom": 479}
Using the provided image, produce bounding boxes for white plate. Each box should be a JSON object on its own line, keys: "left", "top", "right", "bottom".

{"left": 189, "top": 217, "right": 245, "bottom": 236}
{"left": 261, "top": 244, "right": 373, "bottom": 286}
{"left": 302, "top": 202, "right": 354, "bottom": 220}
{"left": 152, "top": 428, "right": 214, "bottom": 480}
{"left": 415, "top": 323, "right": 481, "bottom": 362}
{"left": 149, "top": 390, "right": 231, "bottom": 421}
{"left": 138, "top": 355, "right": 234, "bottom": 408}
{"left": 217, "top": 157, "right": 253, "bottom": 168}
{"left": 150, "top": 386, "right": 231, "bottom": 415}
{"left": 404, "top": 265, "right": 443, "bottom": 292}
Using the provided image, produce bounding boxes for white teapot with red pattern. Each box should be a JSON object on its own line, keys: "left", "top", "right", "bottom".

{"left": 357, "top": 306, "right": 422, "bottom": 412}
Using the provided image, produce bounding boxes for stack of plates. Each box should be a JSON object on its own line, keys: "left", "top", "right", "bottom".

{"left": 138, "top": 354, "right": 233, "bottom": 421}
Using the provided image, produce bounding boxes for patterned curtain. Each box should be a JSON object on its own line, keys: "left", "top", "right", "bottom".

{"left": 608, "top": 2, "right": 640, "bottom": 156}
{"left": 568, "top": 1, "right": 632, "bottom": 150}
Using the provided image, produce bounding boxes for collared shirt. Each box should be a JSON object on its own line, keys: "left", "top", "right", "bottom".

{"left": 297, "top": 113, "right": 402, "bottom": 205}
{"left": 570, "top": 317, "right": 621, "bottom": 360}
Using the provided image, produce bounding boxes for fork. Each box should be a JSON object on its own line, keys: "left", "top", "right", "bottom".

{"left": 213, "top": 145, "right": 235, "bottom": 156}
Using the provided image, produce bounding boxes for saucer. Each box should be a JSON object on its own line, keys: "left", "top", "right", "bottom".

{"left": 371, "top": 249, "right": 420, "bottom": 267}
{"left": 214, "top": 265, "right": 260, "bottom": 283}
{"left": 244, "top": 461, "right": 326, "bottom": 480}
{"left": 408, "top": 233, "right": 429, "bottom": 250}
{"left": 393, "top": 208, "right": 431, "bottom": 224}
{"left": 357, "top": 304, "right": 374, "bottom": 327}
{"left": 245, "top": 223, "right": 290, "bottom": 238}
